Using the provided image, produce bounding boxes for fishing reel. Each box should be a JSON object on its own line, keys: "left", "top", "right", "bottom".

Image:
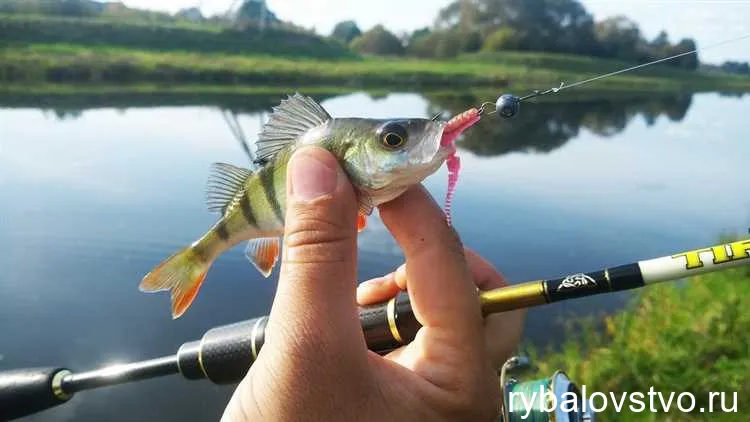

{"left": 499, "top": 356, "right": 595, "bottom": 422}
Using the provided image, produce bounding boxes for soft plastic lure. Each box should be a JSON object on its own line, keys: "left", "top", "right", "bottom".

{"left": 440, "top": 108, "right": 481, "bottom": 225}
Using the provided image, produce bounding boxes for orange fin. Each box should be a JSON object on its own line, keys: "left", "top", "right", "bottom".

{"left": 245, "top": 237, "right": 281, "bottom": 277}
{"left": 357, "top": 213, "right": 367, "bottom": 233}
{"left": 139, "top": 246, "right": 212, "bottom": 319}
{"left": 171, "top": 270, "right": 208, "bottom": 319}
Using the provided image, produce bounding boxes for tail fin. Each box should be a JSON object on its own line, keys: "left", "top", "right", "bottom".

{"left": 139, "top": 246, "right": 212, "bottom": 319}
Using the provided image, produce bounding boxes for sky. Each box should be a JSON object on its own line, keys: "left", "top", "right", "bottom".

{"left": 112, "top": 0, "right": 750, "bottom": 63}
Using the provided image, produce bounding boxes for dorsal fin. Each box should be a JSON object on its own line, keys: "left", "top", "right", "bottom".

{"left": 255, "top": 93, "right": 332, "bottom": 163}
{"left": 206, "top": 162, "right": 252, "bottom": 215}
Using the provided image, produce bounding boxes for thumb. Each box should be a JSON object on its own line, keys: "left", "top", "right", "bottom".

{"left": 266, "top": 146, "right": 364, "bottom": 352}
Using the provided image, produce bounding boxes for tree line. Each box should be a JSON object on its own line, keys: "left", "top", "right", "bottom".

{"left": 0, "top": 0, "right": 169, "bottom": 21}
{"left": 0, "top": 0, "right": 282, "bottom": 27}
{"left": 720, "top": 61, "right": 750, "bottom": 75}
{"left": 330, "top": 0, "right": 699, "bottom": 70}
{"left": 0, "top": 0, "right": 714, "bottom": 71}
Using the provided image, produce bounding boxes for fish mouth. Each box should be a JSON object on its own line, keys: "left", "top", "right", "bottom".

{"left": 430, "top": 108, "right": 482, "bottom": 166}
{"left": 428, "top": 110, "right": 481, "bottom": 164}
{"left": 408, "top": 121, "right": 450, "bottom": 167}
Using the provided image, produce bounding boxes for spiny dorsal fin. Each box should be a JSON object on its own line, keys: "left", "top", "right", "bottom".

{"left": 255, "top": 93, "right": 332, "bottom": 163}
{"left": 206, "top": 162, "right": 252, "bottom": 214}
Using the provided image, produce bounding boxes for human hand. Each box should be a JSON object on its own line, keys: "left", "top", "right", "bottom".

{"left": 357, "top": 248, "right": 526, "bottom": 371}
{"left": 222, "top": 146, "right": 503, "bottom": 422}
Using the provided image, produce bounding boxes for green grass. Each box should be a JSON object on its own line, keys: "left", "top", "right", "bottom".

{"left": 0, "top": 13, "right": 351, "bottom": 58}
{"left": 2, "top": 43, "right": 750, "bottom": 92}
{"left": 524, "top": 261, "right": 750, "bottom": 420}
{"left": 466, "top": 50, "right": 694, "bottom": 78}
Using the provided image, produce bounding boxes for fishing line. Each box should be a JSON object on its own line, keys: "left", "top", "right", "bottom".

{"left": 477, "top": 32, "right": 750, "bottom": 116}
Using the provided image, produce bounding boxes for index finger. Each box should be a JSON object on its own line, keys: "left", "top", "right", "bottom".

{"left": 378, "top": 185, "right": 484, "bottom": 342}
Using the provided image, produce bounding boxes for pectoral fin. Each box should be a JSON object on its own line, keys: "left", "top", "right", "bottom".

{"left": 245, "top": 237, "right": 281, "bottom": 277}
{"left": 356, "top": 190, "right": 374, "bottom": 216}
{"left": 357, "top": 213, "right": 367, "bottom": 233}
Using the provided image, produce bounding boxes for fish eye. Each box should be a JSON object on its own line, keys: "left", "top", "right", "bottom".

{"left": 379, "top": 122, "right": 408, "bottom": 149}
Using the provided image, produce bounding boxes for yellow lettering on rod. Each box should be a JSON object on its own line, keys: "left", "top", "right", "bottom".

{"left": 729, "top": 240, "right": 750, "bottom": 261}
{"left": 672, "top": 240, "right": 750, "bottom": 270}
{"left": 672, "top": 248, "right": 711, "bottom": 270}
{"left": 711, "top": 245, "right": 732, "bottom": 264}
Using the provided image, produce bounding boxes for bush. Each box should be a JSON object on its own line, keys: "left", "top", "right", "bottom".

{"left": 350, "top": 25, "right": 405, "bottom": 56}
{"left": 482, "top": 28, "right": 522, "bottom": 52}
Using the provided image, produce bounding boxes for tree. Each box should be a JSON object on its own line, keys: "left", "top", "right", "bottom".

{"left": 594, "top": 15, "right": 642, "bottom": 60}
{"left": 482, "top": 27, "right": 522, "bottom": 52}
{"left": 407, "top": 31, "right": 440, "bottom": 57}
{"left": 721, "top": 61, "right": 750, "bottom": 75}
{"left": 350, "top": 25, "right": 405, "bottom": 56}
{"left": 58, "top": 0, "right": 99, "bottom": 17}
{"left": 434, "top": 31, "right": 463, "bottom": 58}
{"left": 458, "top": 29, "right": 483, "bottom": 53}
{"left": 670, "top": 38, "right": 699, "bottom": 70}
{"left": 435, "top": 0, "right": 598, "bottom": 54}
{"left": 650, "top": 31, "right": 670, "bottom": 55}
{"left": 235, "top": 0, "right": 278, "bottom": 28}
{"left": 408, "top": 27, "right": 432, "bottom": 45}
{"left": 331, "top": 20, "right": 362, "bottom": 44}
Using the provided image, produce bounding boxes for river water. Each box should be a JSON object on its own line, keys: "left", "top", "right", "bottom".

{"left": 1, "top": 90, "right": 748, "bottom": 421}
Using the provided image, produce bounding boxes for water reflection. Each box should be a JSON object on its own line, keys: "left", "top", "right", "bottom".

{"left": 13, "top": 89, "right": 700, "bottom": 161}
{"left": 5, "top": 91, "right": 343, "bottom": 122}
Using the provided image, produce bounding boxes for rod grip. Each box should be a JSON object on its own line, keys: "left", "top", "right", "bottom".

{"left": 0, "top": 367, "right": 72, "bottom": 421}
{"left": 176, "top": 292, "right": 422, "bottom": 385}
{"left": 178, "top": 317, "right": 267, "bottom": 384}
{"left": 360, "top": 291, "right": 420, "bottom": 353}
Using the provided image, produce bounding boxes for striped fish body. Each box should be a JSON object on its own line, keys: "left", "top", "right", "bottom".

{"left": 140, "top": 94, "right": 449, "bottom": 319}
{"left": 138, "top": 158, "right": 290, "bottom": 320}
{"left": 206, "top": 158, "right": 288, "bottom": 254}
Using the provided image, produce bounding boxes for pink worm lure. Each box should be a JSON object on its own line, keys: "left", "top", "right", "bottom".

{"left": 439, "top": 108, "right": 482, "bottom": 225}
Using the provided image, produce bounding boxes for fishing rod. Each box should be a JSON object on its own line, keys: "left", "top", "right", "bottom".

{"left": 1, "top": 237, "right": 748, "bottom": 420}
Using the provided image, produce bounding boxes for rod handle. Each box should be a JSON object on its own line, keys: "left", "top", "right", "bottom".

{"left": 176, "top": 291, "right": 422, "bottom": 384}
{"left": 0, "top": 367, "right": 72, "bottom": 421}
{"left": 360, "top": 291, "right": 420, "bottom": 353}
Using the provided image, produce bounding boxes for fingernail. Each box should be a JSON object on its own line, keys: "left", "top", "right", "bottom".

{"left": 394, "top": 264, "right": 408, "bottom": 289}
{"left": 290, "top": 149, "right": 338, "bottom": 201}
{"left": 358, "top": 276, "right": 387, "bottom": 291}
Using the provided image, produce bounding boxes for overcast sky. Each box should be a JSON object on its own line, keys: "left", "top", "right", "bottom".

{"left": 112, "top": 0, "right": 749, "bottom": 63}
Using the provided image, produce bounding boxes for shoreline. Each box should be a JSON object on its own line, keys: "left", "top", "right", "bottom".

{"left": 3, "top": 44, "right": 749, "bottom": 93}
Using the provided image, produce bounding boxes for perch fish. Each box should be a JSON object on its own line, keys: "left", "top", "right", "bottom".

{"left": 139, "top": 93, "right": 477, "bottom": 318}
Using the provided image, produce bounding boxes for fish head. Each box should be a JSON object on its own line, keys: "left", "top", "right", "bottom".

{"left": 336, "top": 117, "right": 449, "bottom": 204}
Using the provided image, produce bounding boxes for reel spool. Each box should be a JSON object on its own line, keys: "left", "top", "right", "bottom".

{"left": 499, "top": 356, "right": 595, "bottom": 422}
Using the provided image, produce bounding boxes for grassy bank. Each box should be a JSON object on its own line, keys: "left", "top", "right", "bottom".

{"left": 3, "top": 43, "right": 750, "bottom": 92}
{"left": 0, "top": 13, "right": 351, "bottom": 59}
{"left": 526, "top": 263, "right": 750, "bottom": 421}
